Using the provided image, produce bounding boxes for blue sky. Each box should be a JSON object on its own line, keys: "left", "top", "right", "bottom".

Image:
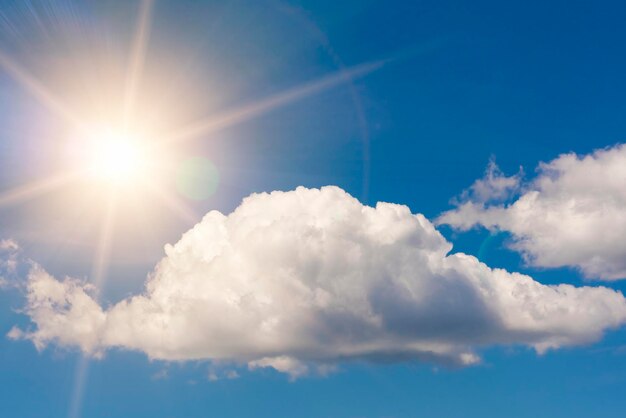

{"left": 2, "top": 0, "right": 626, "bottom": 417}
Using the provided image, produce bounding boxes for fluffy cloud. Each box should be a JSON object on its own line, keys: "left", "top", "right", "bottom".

{"left": 9, "top": 186, "right": 626, "bottom": 376}
{"left": 438, "top": 144, "right": 626, "bottom": 280}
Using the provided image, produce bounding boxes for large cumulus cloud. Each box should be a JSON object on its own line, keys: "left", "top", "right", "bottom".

{"left": 10, "top": 186, "right": 626, "bottom": 376}
{"left": 438, "top": 144, "right": 626, "bottom": 280}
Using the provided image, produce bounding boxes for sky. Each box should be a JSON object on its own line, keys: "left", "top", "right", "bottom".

{"left": 1, "top": 0, "right": 626, "bottom": 417}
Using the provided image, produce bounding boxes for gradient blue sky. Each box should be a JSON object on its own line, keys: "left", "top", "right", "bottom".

{"left": 2, "top": 0, "right": 626, "bottom": 417}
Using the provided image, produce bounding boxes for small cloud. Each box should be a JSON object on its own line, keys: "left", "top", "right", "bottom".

{"left": 0, "top": 238, "right": 26, "bottom": 290}
{"left": 207, "top": 368, "right": 240, "bottom": 382}
{"left": 225, "top": 370, "right": 240, "bottom": 380}
{"left": 6, "top": 326, "right": 24, "bottom": 340}
{"left": 0, "top": 239, "right": 19, "bottom": 251}
{"left": 152, "top": 369, "right": 168, "bottom": 380}
{"left": 454, "top": 158, "right": 523, "bottom": 205}
{"left": 249, "top": 356, "right": 309, "bottom": 381}
{"left": 315, "top": 364, "right": 337, "bottom": 377}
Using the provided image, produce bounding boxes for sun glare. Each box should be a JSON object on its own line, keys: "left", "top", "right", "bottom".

{"left": 89, "top": 133, "right": 144, "bottom": 182}
{"left": 68, "top": 128, "right": 157, "bottom": 188}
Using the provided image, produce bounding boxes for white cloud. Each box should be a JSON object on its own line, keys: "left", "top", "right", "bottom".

{"left": 438, "top": 144, "right": 626, "bottom": 280}
{"left": 12, "top": 267, "right": 106, "bottom": 354}
{"left": 249, "top": 356, "right": 310, "bottom": 380}
{"left": 455, "top": 158, "right": 523, "bottom": 204}
{"left": 0, "top": 239, "right": 19, "bottom": 251}
{"left": 10, "top": 186, "right": 626, "bottom": 376}
{"left": 207, "top": 368, "right": 240, "bottom": 381}
{"left": 0, "top": 239, "right": 21, "bottom": 289}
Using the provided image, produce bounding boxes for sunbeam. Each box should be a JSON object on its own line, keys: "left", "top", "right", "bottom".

{"left": 91, "top": 194, "right": 118, "bottom": 290}
{"left": 0, "top": 49, "right": 83, "bottom": 128}
{"left": 68, "top": 192, "right": 118, "bottom": 418}
{"left": 0, "top": 171, "right": 77, "bottom": 208}
{"left": 144, "top": 180, "right": 198, "bottom": 225}
{"left": 68, "top": 356, "right": 90, "bottom": 418}
{"left": 162, "top": 59, "right": 386, "bottom": 144}
{"left": 123, "top": 0, "right": 155, "bottom": 129}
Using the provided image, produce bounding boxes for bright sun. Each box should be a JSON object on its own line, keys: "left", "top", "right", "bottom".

{"left": 70, "top": 127, "right": 156, "bottom": 188}
{"left": 89, "top": 133, "right": 145, "bottom": 182}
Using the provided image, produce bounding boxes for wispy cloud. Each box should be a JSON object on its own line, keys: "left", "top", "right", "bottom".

{"left": 0, "top": 239, "right": 21, "bottom": 289}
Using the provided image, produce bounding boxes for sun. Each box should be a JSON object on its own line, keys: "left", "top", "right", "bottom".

{"left": 67, "top": 126, "right": 159, "bottom": 189}
{"left": 88, "top": 131, "right": 146, "bottom": 183}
